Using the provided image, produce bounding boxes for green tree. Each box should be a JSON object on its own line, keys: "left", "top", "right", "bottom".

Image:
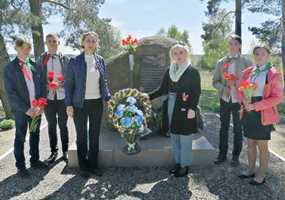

{"left": 0, "top": 0, "right": 31, "bottom": 118}
{"left": 156, "top": 24, "right": 192, "bottom": 50}
{"left": 246, "top": 0, "right": 284, "bottom": 77}
{"left": 61, "top": 2, "right": 122, "bottom": 58}
{"left": 201, "top": 9, "right": 233, "bottom": 70}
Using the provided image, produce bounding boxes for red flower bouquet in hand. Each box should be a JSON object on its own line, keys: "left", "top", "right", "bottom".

{"left": 238, "top": 81, "right": 257, "bottom": 104}
{"left": 48, "top": 81, "right": 59, "bottom": 91}
{"left": 30, "top": 98, "right": 48, "bottom": 133}
{"left": 121, "top": 35, "right": 138, "bottom": 54}
{"left": 47, "top": 71, "right": 64, "bottom": 94}
{"left": 223, "top": 72, "right": 237, "bottom": 81}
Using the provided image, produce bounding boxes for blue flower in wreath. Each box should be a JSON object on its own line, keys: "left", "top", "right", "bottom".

{"left": 115, "top": 104, "right": 125, "bottom": 118}
{"left": 127, "top": 105, "right": 138, "bottom": 113}
{"left": 126, "top": 96, "right": 137, "bottom": 105}
{"left": 120, "top": 117, "right": 132, "bottom": 128}
{"left": 114, "top": 109, "right": 124, "bottom": 118}
{"left": 134, "top": 115, "right": 144, "bottom": 126}
{"left": 117, "top": 104, "right": 125, "bottom": 111}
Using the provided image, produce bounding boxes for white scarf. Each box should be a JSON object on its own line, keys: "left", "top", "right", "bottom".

{"left": 169, "top": 60, "right": 191, "bottom": 82}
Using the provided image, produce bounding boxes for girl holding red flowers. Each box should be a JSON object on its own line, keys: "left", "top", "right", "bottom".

{"left": 147, "top": 43, "right": 201, "bottom": 177}
{"left": 238, "top": 45, "right": 284, "bottom": 185}
{"left": 212, "top": 34, "right": 252, "bottom": 166}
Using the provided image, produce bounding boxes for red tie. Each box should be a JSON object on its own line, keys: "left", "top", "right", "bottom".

{"left": 43, "top": 54, "right": 51, "bottom": 66}
{"left": 19, "top": 61, "right": 31, "bottom": 80}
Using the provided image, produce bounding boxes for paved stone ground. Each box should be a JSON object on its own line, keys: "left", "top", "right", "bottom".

{"left": 0, "top": 114, "right": 284, "bottom": 200}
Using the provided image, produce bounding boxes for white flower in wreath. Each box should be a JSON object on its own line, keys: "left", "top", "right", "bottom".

{"left": 126, "top": 96, "right": 137, "bottom": 105}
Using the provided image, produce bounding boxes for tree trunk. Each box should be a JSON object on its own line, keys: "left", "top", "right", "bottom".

{"left": 235, "top": 0, "right": 242, "bottom": 37}
{"left": 29, "top": 0, "right": 45, "bottom": 59}
{"left": 281, "top": 0, "right": 285, "bottom": 85}
{"left": 0, "top": 34, "right": 13, "bottom": 119}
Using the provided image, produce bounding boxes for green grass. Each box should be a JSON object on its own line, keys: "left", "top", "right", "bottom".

{"left": 199, "top": 70, "right": 220, "bottom": 113}
{"left": 0, "top": 129, "right": 14, "bottom": 156}
{"left": 278, "top": 100, "right": 285, "bottom": 123}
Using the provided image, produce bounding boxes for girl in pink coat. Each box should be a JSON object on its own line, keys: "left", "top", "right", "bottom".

{"left": 238, "top": 45, "right": 284, "bottom": 185}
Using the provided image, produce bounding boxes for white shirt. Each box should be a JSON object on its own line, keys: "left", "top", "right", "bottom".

{"left": 251, "top": 65, "right": 268, "bottom": 97}
{"left": 84, "top": 54, "right": 101, "bottom": 99}
{"left": 23, "top": 64, "right": 36, "bottom": 106}
{"left": 47, "top": 54, "right": 65, "bottom": 100}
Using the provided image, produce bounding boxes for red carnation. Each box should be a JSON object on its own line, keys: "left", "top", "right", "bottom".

{"left": 48, "top": 71, "right": 54, "bottom": 82}
{"left": 58, "top": 74, "right": 64, "bottom": 82}
{"left": 38, "top": 98, "right": 48, "bottom": 107}
{"left": 223, "top": 72, "right": 237, "bottom": 81}
{"left": 32, "top": 99, "right": 39, "bottom": 108}
{"left": 48, "top": 81, "right": 59, "bottom": 90}
{"left": 223, "top": 63, "right": 230, "bottom": 69}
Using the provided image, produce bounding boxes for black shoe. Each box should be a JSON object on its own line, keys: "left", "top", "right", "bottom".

{"left": 17, "top": 168, "right": 31, "bottom": 178}
{"left": 238, "top": 173, "right": 255, "bottom": 179}
{"left": 89, "top": 168, "right": 103, "bottom": 177}
{"left": 62, "top": 152, "right": 68, "bottom": 163}
{"left": 214, "top": 157, "right": 227, "bottom": 165}
{"left": 174, "top": 167, "right": 189, "bottom": 177}
{"left": 230, "top": 159, "right": 240, "bottom": 167}
{"left": 169, "top": 164, "right": 180, "bottom": 174}
{"left": 45, "top": 152, "right": 58, "bottom": 164}
{"left": 31, "top": 161, "right": 48, "bottom": 170}
{"left": 249, "top": 178, "right": 266, "bottom": 186}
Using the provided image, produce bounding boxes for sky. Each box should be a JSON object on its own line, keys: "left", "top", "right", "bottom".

{"left": 8, "top": 0, "right": 279, "bottom": 55}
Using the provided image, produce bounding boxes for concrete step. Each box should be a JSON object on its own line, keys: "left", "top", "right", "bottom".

{"left": 68, "top": 128, "right": 216, "bottom": 168}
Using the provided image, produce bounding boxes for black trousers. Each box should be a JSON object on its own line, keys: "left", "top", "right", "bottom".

{"left": 45, "top": 99, "right": 69, "bottom": 153}
{"left": 14, "top": 112, "right": 41, "bottom": 169}
{"left": 74, "top": 99, "right": 103, "bottom": 170}
{"left": 218, "top": 99, "right": 242, "bottom": 159}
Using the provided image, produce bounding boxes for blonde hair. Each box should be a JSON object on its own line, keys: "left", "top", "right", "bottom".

{"left": 169, "top": 43, "right": 190, "bottom": 63}
{"left": 15, "top": 37, "right": 32, "bottom": 49}
{"left": 80, "top": 31, "right": 99, "bottom": 49}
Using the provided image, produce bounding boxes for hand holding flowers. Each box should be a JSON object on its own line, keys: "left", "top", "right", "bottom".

{"left": 29, "top": 98, "right": 48, "bottom": 133}
{"left": 48, "top": 71, "right": 64, "bottom": 92}
{"left": 238, "top": 81, "right": 257, "bottom": 112}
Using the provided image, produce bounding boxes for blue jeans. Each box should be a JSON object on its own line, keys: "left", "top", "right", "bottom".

{"left": 14, "top": 112, "right": 41, "bottom": 169}
{"left": 168, "top": 93, "right": 193, "bottom": 167}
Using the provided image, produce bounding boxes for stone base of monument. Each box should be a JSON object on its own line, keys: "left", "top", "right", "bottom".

{"left": 68, "top": 128, "right": 216, "bottom": 168}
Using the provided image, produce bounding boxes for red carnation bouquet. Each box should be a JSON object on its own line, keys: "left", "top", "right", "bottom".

{"left": 30, "top": 98, "right": 48, "bottom": 133}
{"left": 223, "top": 61, "right": 237, "bottom": 87}
{"left": 223, "top": 72, "right": 237, "bottom": 81}
{"left": 47, "top": 71, "right": 64, "bottom": 93}
{"left": 238, "top": 81, "right": 257, "bottom": 104}
{"left": 121, "top": 35, "right": 138, "bottom": 54}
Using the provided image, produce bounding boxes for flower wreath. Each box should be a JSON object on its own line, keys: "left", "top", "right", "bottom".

{"left": 107, "top": 88, "right": 152, "bottom": 134}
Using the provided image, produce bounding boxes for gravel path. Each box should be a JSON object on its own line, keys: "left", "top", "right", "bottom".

{"left": 0, "top": 114, "right": 284, "bottom": 200}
